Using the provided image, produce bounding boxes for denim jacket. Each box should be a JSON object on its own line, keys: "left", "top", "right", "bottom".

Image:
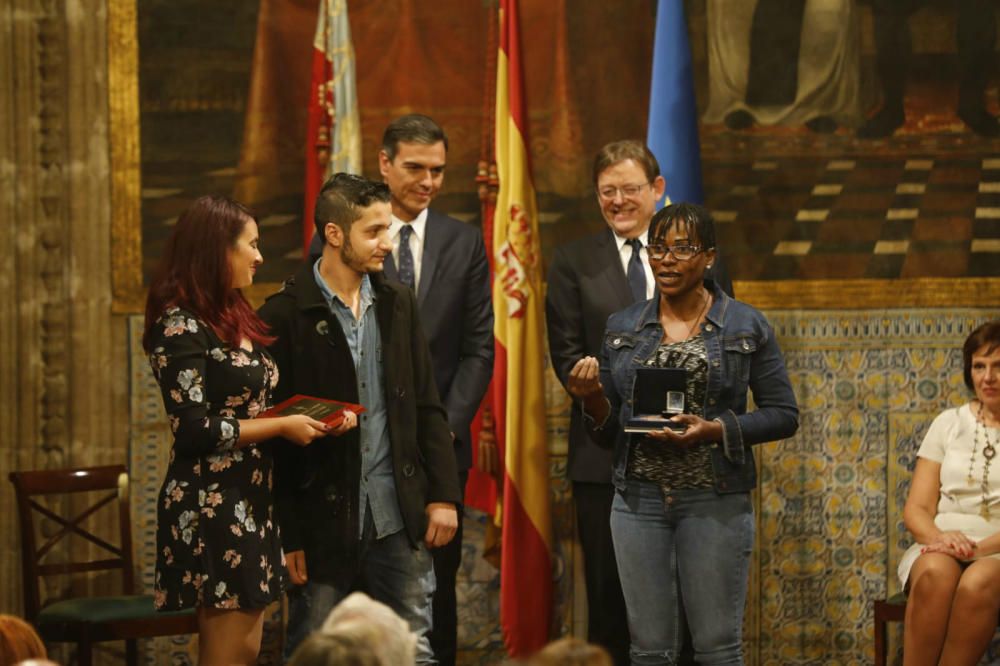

{"left": 593, "top": 280, "right": 798, "bottom": 494}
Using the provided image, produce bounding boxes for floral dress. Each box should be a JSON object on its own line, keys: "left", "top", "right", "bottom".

{"left": 147, "top": 307, "right": 285, "bottom": 610}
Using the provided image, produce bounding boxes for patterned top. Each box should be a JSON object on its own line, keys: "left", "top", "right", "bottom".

{"left": 147, "top": 307, "right": 285, "bottom": 610}
{"left": 628, "top": 335, "right": 714, "bottom": 490}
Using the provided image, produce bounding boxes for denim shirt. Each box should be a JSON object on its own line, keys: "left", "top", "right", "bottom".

{"left": 596, "top": 280, "right": 798, "bottom": 494}
{"left": 313, "top": 260, "right": 403, "bottom": 538}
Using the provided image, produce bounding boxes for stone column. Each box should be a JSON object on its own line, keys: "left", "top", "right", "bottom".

{"left": 0, "top": 0, "right": 129, "bottom": 615}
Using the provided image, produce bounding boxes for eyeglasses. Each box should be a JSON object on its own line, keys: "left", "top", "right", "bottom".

{"left": 597, "top": 182, "right": 651, "bottom": 201}
{"left": 646, "top": 243, "right": 703, "bottom": 261}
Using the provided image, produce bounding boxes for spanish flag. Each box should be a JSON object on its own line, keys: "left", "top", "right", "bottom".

{"left": 493, "top": 0, "right": 552, "bottom": 655}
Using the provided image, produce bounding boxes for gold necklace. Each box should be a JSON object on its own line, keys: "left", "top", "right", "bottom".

{"left": 972, "top": 402, "right": 998, "bottom": 520}
{"left": 663, "top": 289, "right": 711, "bottom": 342}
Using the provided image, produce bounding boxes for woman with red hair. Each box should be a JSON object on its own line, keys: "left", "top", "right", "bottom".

{"left": 143, "top": 196, "right": 332, "bottom": 665}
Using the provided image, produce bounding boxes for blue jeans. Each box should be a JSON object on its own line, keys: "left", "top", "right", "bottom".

{"left": 610, "top": 480, "right": 754, "bottom": 666}
{"left": 284, "top": 511, "right": 437, "bottom": 663}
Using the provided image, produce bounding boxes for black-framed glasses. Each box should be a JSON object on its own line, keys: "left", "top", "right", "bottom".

{"left": 646, "top": 243, "right": 703, "bottom": 261}
{"left": 597, "top": 182, "right": 651, "bottom": 201}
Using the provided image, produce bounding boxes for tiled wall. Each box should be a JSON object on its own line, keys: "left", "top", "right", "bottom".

{"left": 128, "top": 309, "right": 1000, "bottom": 665}
{"left": 754, "top": 311, "right": 996, "bottom": 665}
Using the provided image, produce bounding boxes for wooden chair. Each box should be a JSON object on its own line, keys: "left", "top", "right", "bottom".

{"left": 9, "top": 464, "right": 197, "bottom": 666}
{"left": 873, "top": 592, "right": 907, "bottom": 666}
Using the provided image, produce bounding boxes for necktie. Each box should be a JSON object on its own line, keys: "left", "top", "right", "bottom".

{"left": 626, "top": 238, "right": 646, "bottom": 303}
{"left": 398, "top": 225, "right": 415, "bottom": 290}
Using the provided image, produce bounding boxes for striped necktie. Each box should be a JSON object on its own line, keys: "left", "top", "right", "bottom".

{"left": 398, "top": 224, "right": 415, "bottom": 290}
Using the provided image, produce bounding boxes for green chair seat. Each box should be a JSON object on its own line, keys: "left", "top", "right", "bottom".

{"left": 884, "top": 591, "right": 907, "bottom": 606}
{"left": 38, "top": 595, "right": 188, "bottom": 625}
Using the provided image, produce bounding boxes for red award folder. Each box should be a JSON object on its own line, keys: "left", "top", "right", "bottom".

{"left": 260, "top": 394, "right": 365, "bottom": 429}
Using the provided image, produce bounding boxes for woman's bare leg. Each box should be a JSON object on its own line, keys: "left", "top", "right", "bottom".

{"left": 903, "top": 553, "right": 962, "bottom": 666}
{"left": 197, "top": 606, "right": 265, "bottom": 666}
{"left": 939, "top": 558, "right": 1000, "bottom": 666}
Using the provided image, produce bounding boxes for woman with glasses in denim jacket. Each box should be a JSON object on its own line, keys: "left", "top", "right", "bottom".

{"left": 567, "top": 203, "right": 798, "bottom": 665}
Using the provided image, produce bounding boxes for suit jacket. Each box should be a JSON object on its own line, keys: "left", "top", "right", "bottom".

{"left": 546, "top": 228, "right": 631, "bottom": 484}
{"left": 258, "top": 265, "right": 461, "bottom": 587}
{"left": 383, "top": 209, "right": 494, "bottom": 472}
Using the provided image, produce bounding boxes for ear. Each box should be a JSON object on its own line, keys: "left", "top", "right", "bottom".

{"left": 651, "top": 175, "right": 667, "bottom": 204}
{"left": 703, "top": 247, "right": 717, "bottom": 268}
{"left": 378, "top": 150, "right": 392, "bottom": 179}
{"left": 324, "top": 222, "right": 343, "bottom": 248}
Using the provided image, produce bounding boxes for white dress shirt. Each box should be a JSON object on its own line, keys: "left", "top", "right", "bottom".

{"left": 613, "top": 229, "right": 655, "bottom": 300}
{"left": 389, "top": 208, "right": 429, "bottom": 290}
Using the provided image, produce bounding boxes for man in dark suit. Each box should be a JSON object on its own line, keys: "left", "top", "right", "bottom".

{"left": 377, "top": 114, "right": 494, "bottom": 666}
{"left": 546, "top": 140, "right": 731, "bottom": 666}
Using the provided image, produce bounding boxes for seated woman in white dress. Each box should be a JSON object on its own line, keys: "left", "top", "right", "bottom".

{"left": 898, "top": 320, "right": 1000, "bottom": 666}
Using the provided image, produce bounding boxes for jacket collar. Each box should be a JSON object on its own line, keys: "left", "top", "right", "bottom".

{"left": 417, "top": 210, "right": 441, "bottom": 305}
{"left": 286, "top": 261, "right": 328, "bottom": 314}
{"left": 705, "top": 279, "right": 731, "bottom": 328}
{"left": 282, "top": 262, "right": 393, "bottom": 314}
{"left": 632, "top": 278, "right": 730, "bottom": 332}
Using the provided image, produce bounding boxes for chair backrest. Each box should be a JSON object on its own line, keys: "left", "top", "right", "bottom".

{"left": 8, "top": 465, "right": 136, "bottom": 622}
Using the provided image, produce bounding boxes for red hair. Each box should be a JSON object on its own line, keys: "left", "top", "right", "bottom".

{"left": 0, "top": 614, "right": 47, "bottom": 664}
{"left": 143, "top": 195, "right": 275, "bottom": 351}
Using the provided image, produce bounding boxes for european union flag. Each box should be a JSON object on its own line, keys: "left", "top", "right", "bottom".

{"left": 647, "top": 0, "right": 704, "bottom": 207}
{"left": 647, "top": 2, "right": 734, "bottom": 294}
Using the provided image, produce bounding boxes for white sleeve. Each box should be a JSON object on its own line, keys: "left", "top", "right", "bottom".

{"left": 916, "top": 408, "right": 961, "bottom": 463}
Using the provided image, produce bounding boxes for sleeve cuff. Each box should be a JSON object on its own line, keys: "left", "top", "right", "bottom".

{"left": 219, "top": 417, "right": 239, "bottom": 451}
{"left": 580, "top": 399, "right": 611, "bottom": 430}
{"left": 715, "top": 411, "right": 745, "bottom": 464}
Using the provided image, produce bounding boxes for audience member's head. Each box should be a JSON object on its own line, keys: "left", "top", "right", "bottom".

{"left": 528, "top": 637, "right": 613, "bottom": 666}
{"left": 287, "top": 592, "right": 417, "bottom": 666}
{"left": 0, "top": 615, "right": 47, "bottom": 666}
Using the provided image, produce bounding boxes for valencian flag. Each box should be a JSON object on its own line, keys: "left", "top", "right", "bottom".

{"left": 647, "top": 0, "right": 704, "bottom": 207}
{"left": 303, "top": 0, "right": 362, "bottom": 255}
{"left": 492, "top": 0, "right": 552, "bottom": 655}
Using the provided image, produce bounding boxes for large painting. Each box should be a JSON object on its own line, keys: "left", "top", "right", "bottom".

{"left": 113, "top": 0, "right": 1000, "bottom": 311}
